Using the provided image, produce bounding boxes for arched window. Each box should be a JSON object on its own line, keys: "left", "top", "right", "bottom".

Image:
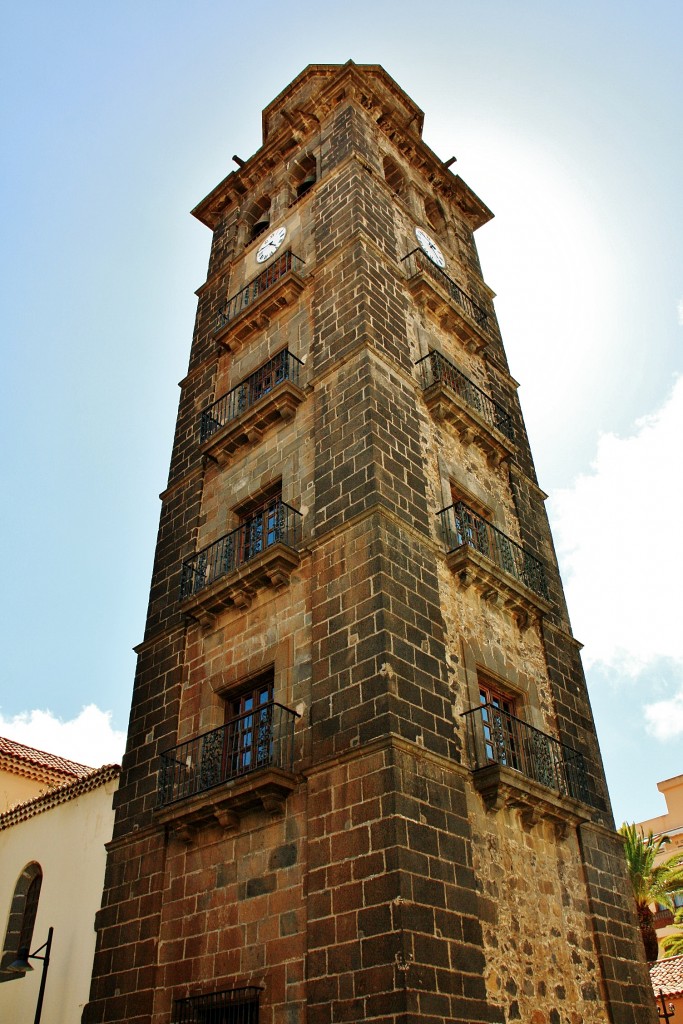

{"left": 247, "top": 195, "right": 271, "bottom": 242}
{"left": 0, "top": 863, "right": 42, "bottom": 982}
{"left": 290, "top": 155, "right": 317, "bottom": 203}
{"left": 425, "top": 195, "right": 447, "bottom": 236}
{"left": 382, "top": 156, "right": 406, "bottom": 198}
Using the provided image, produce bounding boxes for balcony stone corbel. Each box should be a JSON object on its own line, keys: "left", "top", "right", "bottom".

{"left": 513, "top": 608, "right": 530, "bottom": 631}
{"left": 228, "top": 585, "right": 254, "bottom": 610}
{"left": 171, "top": 822, "right": 196, "bottom": 844}
{"left": 213, "top": 806, "right": 240, "bottom": 833}
{"left": 456, "top": 568, "right": 474, "bottom": 590}
{"left": 486, "top": 448, "right": 510, "bottom": 469}
{"left": 554, "top": 820, "right": 570, "bottom": 842}
{"left": 184, "top": 607, "right": 217, "bottom": 632}
{"left": 261, "top": 793, "right": 286, "bottom": 816}
{"left": 519, "top": 805, "right": 543, "bottom": 832}
{"left": 266, "top": 566, "right": 292, "bottom": 588}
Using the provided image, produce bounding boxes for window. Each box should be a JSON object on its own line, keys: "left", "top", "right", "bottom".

{"left": 0, "top": 863, "right": 42, "bottom": 981}
{"left": 173, "top": 986, "right": 260, "bottom": 1024}
{"left": 223, "top": 671, "right": 274, "bottom": 777}
{"left": 425, "top": 195, "right": 447, "bottom": 235}
{"left": 237, "top": 491, "right": 283, "bottom": 564}
{"left": 382, "top": 156, "right": 406, "bottom": 197}
{"left": 478, "top": 679, "right": 520, "bottom": 771}
{"left": 449, "top": 486, "right": 493, "bottom": 559}
{"left": 290, "top": 154, "right": 317, "bottom": 202}
{"left": 247, "top": 195, "right": 271, "bottom": 242}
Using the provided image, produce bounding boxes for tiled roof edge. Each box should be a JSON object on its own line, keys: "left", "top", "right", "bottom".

{"left": 650, "top": 953, "right": 683, "bottom": 997}
{"left": 0, "top": 736, "right": 95, "bottom": 778}
{"left": 0, "top": 764, "right": 121, "bottom": 831}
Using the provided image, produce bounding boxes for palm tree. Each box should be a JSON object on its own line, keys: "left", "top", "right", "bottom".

{"left": 619, "top": 822, "right": 683, "bottom": 962}
{"left": 660, "top": 907, "right": 683, "bottom": 957}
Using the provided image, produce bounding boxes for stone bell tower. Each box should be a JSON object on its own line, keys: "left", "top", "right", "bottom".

{"left": 85, "top": 63, "right": 657, "bottom": 1024}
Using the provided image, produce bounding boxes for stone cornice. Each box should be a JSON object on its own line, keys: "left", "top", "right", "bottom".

{"left": 192, "top": 63, "right": 492, "bottom": 233}
{"left": 301, "top": 731, "right": 469, "bottom": 783}
{"left": 262, "top": 62, "right": 425, "bottom": 143}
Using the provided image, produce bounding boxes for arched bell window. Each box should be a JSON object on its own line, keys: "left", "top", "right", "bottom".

{"left": 0, "top": 863, "right": 42, "bottom": 982}
{"left": 382, "top": 156, "right": 406, "bottom": 198}
{"left": 425, "top": 195, "right": 447, "bottom": 236}
{"left": 290, "top": 155, "right": 317, "bottom": 203}
{"left": 247, "top": 195, "right": 272, "bottom": 242}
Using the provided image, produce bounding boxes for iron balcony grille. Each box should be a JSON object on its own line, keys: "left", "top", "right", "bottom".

{"left": 158, "top": 703, "right": 298, "bottom": 808}
{"left": 438, "top": 500, "right": 548, "bottom": 600}
{"left": 415, "top": 350, "right": 514, "bottom": 440}
{"left": 216, "top": 251, "right": 305, "bottom": 331}
{"left": 172, "top": 986, "right": 260, "bottom": 1024}
{"left": 401, "top": 248, "right": 492, "bottom": 333}
{"left": 463, "top": 703, "right": 592, "bottom": 805}
{"left": 200, "top": 349, "right": 303, "bottom": 443}
{"left": 180, "top": 499, "right": 302, "bottom": 599}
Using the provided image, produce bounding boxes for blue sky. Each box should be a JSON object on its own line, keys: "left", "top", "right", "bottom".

{"left": 1, "top": 1, "right": 681, "bottom": 825}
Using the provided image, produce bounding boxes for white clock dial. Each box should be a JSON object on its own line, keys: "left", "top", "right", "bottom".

{"left": 415, "top": 227, "right": 445, "bottom": 269}
{"left": 256, "top": 226, "right": 287, "bottom": 264}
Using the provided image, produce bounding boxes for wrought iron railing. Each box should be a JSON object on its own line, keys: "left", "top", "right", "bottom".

{"left": 180, "top": 499, "right": 302, "bottom": 599}
{"left": 654, "top": 908, "right": 675, "bottom": 927}
{"left": 200, "top": 349, "right": 303, "bottom": 442}
{"left": 415, "top": 350, "right": 513, "bottom": 440}
{"left": 463, "top": 703, "right": 592, "bottom": 804}
{"left": 215, "top": 251, "right": 305, "bottom": 331}
{"left": 438, "top": 501, "right": 548, "bottom": 600}
{"left": 173, "top": 986, "right": 261, "bottom": 1024}
{"left": 158, "top": 703, "right": 298, "bottom": 808}
{"left": 401, "top": 248, "right": 492, "bottom": 333}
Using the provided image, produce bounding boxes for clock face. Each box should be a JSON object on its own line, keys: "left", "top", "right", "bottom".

{"left": 415, "top": 227, "right": 445, "bottom": 269}
{"left": 256, "top": 226, "right": 287, "bottom": 264}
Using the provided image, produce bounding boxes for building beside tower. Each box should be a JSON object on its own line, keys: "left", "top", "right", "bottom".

{"left": 84, "top": 63, "right": 657, "bottom": 1024}
{"left": 0, "top": 738, "right": 119, "bottom": 1024}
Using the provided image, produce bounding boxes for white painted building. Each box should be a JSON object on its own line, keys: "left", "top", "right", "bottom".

{"left": 0, "top": 738, "right": 119, "bottom": 1024}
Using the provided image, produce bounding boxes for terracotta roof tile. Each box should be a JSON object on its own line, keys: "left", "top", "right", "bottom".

{"left": 0, "top": 763, "right": 120, "bottom": 830}
{"left": 651, "top": 954, "right": 683, "bottom": 998}
{"left": 0, "top": 735, "right": 94, "bottom": 778}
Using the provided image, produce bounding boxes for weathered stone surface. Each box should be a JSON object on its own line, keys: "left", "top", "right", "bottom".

{"left": 85, "top": 63, "right": 657, "bottom": 1024}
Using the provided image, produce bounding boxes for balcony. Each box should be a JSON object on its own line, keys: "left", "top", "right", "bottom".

{"left": 173, "top": 988, "right": 261, "bottom": 1024}
{"left": 416, "top": 350, "right": 515, "bottom": 465}
{"left": 200, "top": 350, "right": 305, "bottom": 464}
{"left": 463, "top": 702, "right": 596, "bottom": 831}
{"left": 402, "top": 248, "right": 494, "bottom": 353}
{"left": 157, "top": 703, "right": 298, "bottom": 837}
{"left": 438, "top": 501, "right": 551, "bottom": 628}
{"left": 214, "top": 251, "right": 306, "bottom": 352}
{"left": 180, "top": 500, "right": 302, "bottom": 627}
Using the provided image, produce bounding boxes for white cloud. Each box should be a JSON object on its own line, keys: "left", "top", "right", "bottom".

{"left": 644, "top": 691, "right": 683, "bottom": 741}
{"left": 0, "top": 705, "right": 126, "bottom": 768}
{"left": 549, "top": 375, "right": 683, "bottom": 674}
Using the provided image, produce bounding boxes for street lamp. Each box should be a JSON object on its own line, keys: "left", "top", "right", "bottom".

{"left": 8, "top": 926, "right": 54, "bottom": 1024}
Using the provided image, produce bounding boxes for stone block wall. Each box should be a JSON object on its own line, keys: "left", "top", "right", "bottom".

{"left": 85, "top": 64, "right": 657, "bottom": 1024}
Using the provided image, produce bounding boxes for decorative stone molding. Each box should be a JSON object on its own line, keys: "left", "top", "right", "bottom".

{"left": 422, "top": 381, "right": 515, "bottom": 467}
{"left": 405, "top": 270, "right": 490, "bottom": 355}
{"left": 472, "top": 763, "right": 591, "bottom": 835}
{"left": 201, "top": 380, "right": 306, "bottom": 466}
{"left": 181, "top": 543, "right": 301, "bottom": 630}
{"left": 447, "top": 544, "right": 552, "bottom": 630}
{"left": 156, "top": 766, "right": 298, "bottom": 840}
{"left": 214, "top": 271, "right": 306, "bottom": 353}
